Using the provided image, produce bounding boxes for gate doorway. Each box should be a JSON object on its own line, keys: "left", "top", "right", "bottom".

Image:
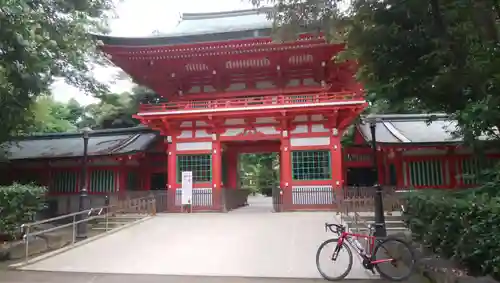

{"left": 239, "top": 153, "right": 279, "bottom": 212}
{"left": 223, "top": 140, "right": 281, "bottom": 213}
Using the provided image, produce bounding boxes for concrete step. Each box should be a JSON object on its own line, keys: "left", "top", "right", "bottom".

{"left": 90, "top": 216, "right": 143, "bottom": 230}
{"left": 90, "top": 222, "right": 127, "bottom": 231}
{"left": 347, "top": 215, "right": 403, "bottom": 222}
{"left": 353, "top": 226, "right": 409, "bottom": 235}
{"left": 105, "top": 217, "right": 143, "bottom": 223}
{"left": 346, "top": 220, "right": 405, "bottom": 229}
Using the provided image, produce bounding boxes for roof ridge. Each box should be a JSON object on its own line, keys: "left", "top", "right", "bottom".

{"left": 364, "top": 113, "right": 449, "bottom": 121}
{"left": 383, "top": 121, "right": 411, "bottom": 143}
{"left": 8, "top": 126, "right": 154, "bottom": 141}
{"left": 109, "top": 134, "right": 141, "bottom": 154}
{"left": 181, "top": 7, "right": 273, "bottom": 21}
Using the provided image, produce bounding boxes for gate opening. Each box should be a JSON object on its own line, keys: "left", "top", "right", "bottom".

{"left": 222, "top": 140, "right": 281, "bottom": 212}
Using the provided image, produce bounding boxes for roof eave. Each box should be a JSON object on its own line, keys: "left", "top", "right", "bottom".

{"left": 7, "top": 150, "right": 147, "bottom": 162}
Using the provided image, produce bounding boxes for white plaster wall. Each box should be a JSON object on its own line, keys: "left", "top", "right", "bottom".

{"left": 291, "top": 125, "right": 308, "bottom": 134}
{"left": 311, "top": 124, "right": 329, "bottom": 133}
{"left": 294, "top": 115, "right": 308, "bottom": 122}
{"left": 256, "top": 81, "right": 276, "bottom": 89}
{"left": 222, "top": 128, "right": 245, "bottom": 137}
{"left": 290, "top": 137, "right": 330, "bottom": 147}
{"left": 311, "top": 114, "right": 323, "bottom": 121}
{"left": 255, "top": 126, "right": 279, "bottom": 135}
{"left": 178, "top": 130, "right": 193, "bottom": 138}
{"left": 255, "top": 117, "right": 277, "bottom": 124}
{"left": 225, "top": 119, "right": 245, "bottom": 125}
{"left": 176, "top": 142, "right": 212, "bottom": 151}
{"left": 195, "top": 130, "right": 211, "bottom": 138}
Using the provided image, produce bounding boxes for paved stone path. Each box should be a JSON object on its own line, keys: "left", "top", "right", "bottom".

{"left": 1, "top": 270, "right": 389, "bottom": 283}
{"left": 14, "top": 197, "right": 377, "bottom": 280}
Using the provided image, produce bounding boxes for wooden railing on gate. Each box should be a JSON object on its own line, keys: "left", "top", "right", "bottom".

{"left": 108, "top": 191, "right": 168, "bottom": 213}
{"left": 337, "top": 186, "right": 407, "bottom": 213}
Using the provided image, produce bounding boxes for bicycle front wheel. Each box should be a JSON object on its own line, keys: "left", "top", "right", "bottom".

{"left": 316, "top": 238, "right": 353, "bottom": 281}
{"left": 373, "top": 237, "right": 416, "bottom": 281}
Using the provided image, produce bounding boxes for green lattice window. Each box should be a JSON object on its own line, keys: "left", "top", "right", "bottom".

{"left": 51, "top": 171, "right": 78, "bottom": 194}
{"left": 90, "top": 170, "right": 116, "bottom": 193}
{"left": 177, "top": 154, "right": 212, "bottom": 183}
{"left": 292, "top": 150, "right": 331, "bottom": 180}
{"left": 460, "top": 157, "right": 494, "bottom": 185}
{"left": 407, "top": 160, "right": 445, "bottom": 187}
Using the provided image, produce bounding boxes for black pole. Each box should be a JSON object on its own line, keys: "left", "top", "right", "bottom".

{"left": 76, "top": 129, "right": 90, "bottom": 239}
{"left": 369, "top": 120, "right": 387, "bottom": 237}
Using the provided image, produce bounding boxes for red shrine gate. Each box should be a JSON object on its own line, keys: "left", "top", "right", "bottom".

{"left": 96, "top": 9, "right": 367, "bottom": 212}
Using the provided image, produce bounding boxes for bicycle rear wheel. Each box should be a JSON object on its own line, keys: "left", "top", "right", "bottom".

{"left": 316, "top": 238, "right": 353, "bottom": 281}
{"left": 373, "top": 237, "right": 416, "bottom": 281}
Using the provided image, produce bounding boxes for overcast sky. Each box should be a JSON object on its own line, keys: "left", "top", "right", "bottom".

{"left": 51, "top": 0, "right": 253, "bottom": 105}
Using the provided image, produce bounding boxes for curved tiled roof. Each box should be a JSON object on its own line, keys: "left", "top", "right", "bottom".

{"left": 357, "top": 114, "right": 469, "bottom": 144}
{"left": 3, "top": 127, "right": 160, "bottom": 160}
{"left": 94, "top": 8, "right": 274, "bottom": 46}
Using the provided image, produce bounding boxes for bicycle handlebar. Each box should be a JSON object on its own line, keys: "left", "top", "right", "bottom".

{"left": 325, "top": 223, "right": 345, "bottom": 234}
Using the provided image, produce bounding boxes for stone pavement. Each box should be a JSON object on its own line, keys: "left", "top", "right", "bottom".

{"left": 12, "top": 197, "right": 377, "bottom": 280}
{"left": 1, "top": 270, "right": 389, "bottom": 283}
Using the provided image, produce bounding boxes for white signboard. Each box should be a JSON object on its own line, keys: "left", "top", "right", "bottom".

{"left": 181, "top": 171, "right": 193, "bottom": 205}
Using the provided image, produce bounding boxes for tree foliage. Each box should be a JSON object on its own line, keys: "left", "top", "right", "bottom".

{"left": 26, "top": 96, "right": 83, "bottom": 133}
{"left": 240, "top": 153, "right": 279, "bottom": 195}
{"left": 0, "top": 183, "right": 46, "bottom": 238}
{"left": 404, "top": 190, "right": 500, "bottom": 280}
{"left": 79, "top": 86, "right": 156, "bottom": 129}
{"left": 253, "top": 0, "right": 500, "bottom": 143}
{"left": 0, "top": 0, "right": 115, "bottom": 145}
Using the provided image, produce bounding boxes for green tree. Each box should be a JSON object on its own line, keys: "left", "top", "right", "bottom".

{"left": 28, "top": 95, "right": 79, "bottom": 133}
{"left": 240, "top": 153, "right": 279, "bottom": 195}
{"left": 80, "top": 85, "right": 158, "bottom": 129}
{"left": 0, "top": 0, "right": 114, "bottom": 147}
{"left": 254, "top": 0, "right": 500, "bottom": 143}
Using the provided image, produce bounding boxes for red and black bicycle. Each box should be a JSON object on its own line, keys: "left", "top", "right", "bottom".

{"left": 316, "top": 223, "right": 416, "bottom": 281}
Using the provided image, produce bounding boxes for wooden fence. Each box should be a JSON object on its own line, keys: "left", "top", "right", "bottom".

{"left": 337, "top": 186, "right": 408, "bottom": 214}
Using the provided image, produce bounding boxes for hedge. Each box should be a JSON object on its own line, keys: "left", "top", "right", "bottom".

{"left": 403, "top": 190, "right": 500, "bottom": 280}
{"left": 0, "top": 183, "right": 47, "bottom": 238}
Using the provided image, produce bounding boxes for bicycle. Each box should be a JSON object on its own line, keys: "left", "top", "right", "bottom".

{"left": 316, "top": 222, "right": 416, "bottom": 281}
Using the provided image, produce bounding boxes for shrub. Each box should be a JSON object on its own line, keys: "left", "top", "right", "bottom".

{"left": 0, "top": 183, "right": 47, "bottom": 239}
{"left": 403, "top": 190, "right": 500, "bottom": 280}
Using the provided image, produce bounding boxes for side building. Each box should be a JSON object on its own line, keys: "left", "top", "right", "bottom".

{"left": 0, "top": 114, "right": 494, "bottom": 215}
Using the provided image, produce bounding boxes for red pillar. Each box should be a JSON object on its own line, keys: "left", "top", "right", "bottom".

{"left": 330, "top": 130, "right": 343, "bottom": 203}
{"left": 167, "top": 138, "right": 177, "bottom": 211}
{"left": 394, "top": 151, "right": 404, "bottom": 188}
{"left": 447, "top": 148, "right": 457, "bottom": 188}
{"left": 212, "top": 135, "right": 222, "bottom": 210}
{"left": 280, "top": 132, "right": 292, "bottom": 210}
{"left": 144, "top": 163, "right": 151, "bottom": 191}
{"left": 118, "top": 161, "right": 127, "bottom": 193}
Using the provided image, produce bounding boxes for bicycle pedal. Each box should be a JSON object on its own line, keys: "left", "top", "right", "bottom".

{"left": 369, "top": 268, "right": 376, "bottom": 275}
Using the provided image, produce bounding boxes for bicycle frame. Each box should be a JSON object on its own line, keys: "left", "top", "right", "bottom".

{"left": 336, "top": 231, "right": 394, "bottom": 266}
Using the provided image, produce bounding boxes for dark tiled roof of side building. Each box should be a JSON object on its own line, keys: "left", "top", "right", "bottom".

{"left": 357, "top": 113, "right": 491, "bottom": 145}
{"left": 2, "top": 126, "right": 160, "bottom": 160}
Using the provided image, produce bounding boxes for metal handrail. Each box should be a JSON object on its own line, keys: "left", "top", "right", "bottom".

{"left": 20, "top": 195, "right": 157, "bottom": 262}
